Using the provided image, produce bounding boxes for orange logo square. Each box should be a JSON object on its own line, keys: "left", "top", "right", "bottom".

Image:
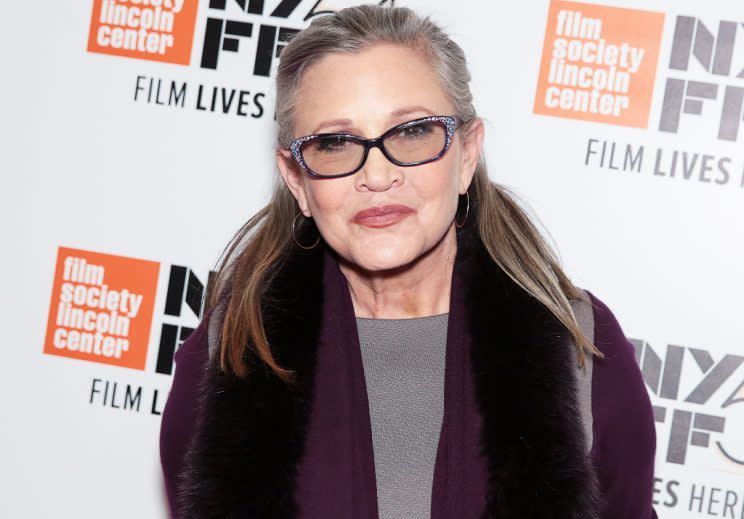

{"left": 43, "top": 247, "right": 160, "bottom": 370}
{"left": 87, "top": 0, "right": 199, "bottom": 65}
{"left": 534, "top": 0, "right": 665, "bottom": 128}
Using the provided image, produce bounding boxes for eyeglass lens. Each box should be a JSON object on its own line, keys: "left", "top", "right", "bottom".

{"left": 300, "top": 119, "right": 448, "bottom": 177}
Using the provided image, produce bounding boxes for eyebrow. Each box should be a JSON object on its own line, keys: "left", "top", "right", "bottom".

{"left": 309, "top": 105, "right": 435, "bottom": 135}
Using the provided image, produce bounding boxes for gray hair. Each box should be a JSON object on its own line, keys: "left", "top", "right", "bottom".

{"left": 274, "top": 4, "right": 477, "bottom": 148}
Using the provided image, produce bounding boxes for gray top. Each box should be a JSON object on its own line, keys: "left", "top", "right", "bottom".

{"left": 356, "top": 313, "right": 449, "bottom": 519}
{"left": 570, "top": 291, "right": 595, "bottom": 455}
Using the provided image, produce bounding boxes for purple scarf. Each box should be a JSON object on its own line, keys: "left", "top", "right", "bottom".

{"left": 168, "top": 222, "right": 656, "bottom": 518}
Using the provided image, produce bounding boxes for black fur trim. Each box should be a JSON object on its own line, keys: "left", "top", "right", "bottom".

{"left": 458, "top": 231, "right": 599, "bottom": 518}
{"left": 176, "top": 244, "right": 326, "bottom": 519}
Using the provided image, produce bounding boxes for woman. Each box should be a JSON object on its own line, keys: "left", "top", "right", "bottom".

{"left": 160, "top": 5, "right": 657, "bottom": 519}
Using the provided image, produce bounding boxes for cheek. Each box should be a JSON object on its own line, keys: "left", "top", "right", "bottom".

{"left": 305, "top": 179, "right": 351, "bottom": 213}
{"left": 414, "top": 163, "right": 460, "bottom": 222}
{"left": 303, "top": 178, "right": 354, "bottom": 237}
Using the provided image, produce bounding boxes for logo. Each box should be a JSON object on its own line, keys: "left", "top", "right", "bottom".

{"left": 154, "top": 263, "right": 216, "bottom": 375}
{"left": 43, "top": 246, "right": 220, "bottom": 416}
{"left": 43, "top": 247, "right": 160, "bottom": 370}
{"left": 199, "top": 0, "right": 304, "bottom": 76}
{"left": 659, "top": 15, "right": 744, "bottom": 142}
{"left": 87, "top": 0, "right": 200, "bottom": 64}
{"left": 88, "top": 0, "right": 393, "bottom": 116}
{"left": 534, "top": 0, "right": 665, "bottom": 128}
{"left": 198, "top": 0, "right": 393, "bottom": 75}
{"left": 632, "top": 338, "right": 744, "bottom": 468}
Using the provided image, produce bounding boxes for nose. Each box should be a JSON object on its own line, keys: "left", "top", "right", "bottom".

{"left": 354, "top": 146, "right": 404, "bottom": 192}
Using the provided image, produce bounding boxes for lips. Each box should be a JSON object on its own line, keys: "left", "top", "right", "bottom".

{"left": 351, "top": 204, "right": 415, "bottom": 228}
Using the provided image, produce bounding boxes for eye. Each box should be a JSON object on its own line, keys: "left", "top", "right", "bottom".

{"left": 314, "top": 136, "right": 350, "bottom": 153}
{"left": 397, "top": 121, "right": 433, "bottom": 139}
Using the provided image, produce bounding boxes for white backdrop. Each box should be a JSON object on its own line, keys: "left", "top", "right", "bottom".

{"left": 1, "top": 1, "right": 743, "bottom": 517}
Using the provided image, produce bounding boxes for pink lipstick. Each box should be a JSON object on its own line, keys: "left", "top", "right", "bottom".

{"left": 351, "top": 204, "right": 415, "bottom": 228}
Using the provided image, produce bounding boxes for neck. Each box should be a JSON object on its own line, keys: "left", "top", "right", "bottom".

{"left": 337, "top": 224, "right": 457, "bottom": 319}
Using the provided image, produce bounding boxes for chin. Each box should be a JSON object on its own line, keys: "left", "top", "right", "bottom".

{"left": 350, "top": 245, "right": 420, "bottom": 273}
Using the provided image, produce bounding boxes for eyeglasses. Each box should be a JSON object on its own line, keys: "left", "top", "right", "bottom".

{"left": 289, "top": 115, "right": 462, "bottom": 178}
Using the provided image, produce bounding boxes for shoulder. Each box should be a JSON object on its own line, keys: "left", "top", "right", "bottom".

{"left": 579, "top": 288, "right": 653, "bottom": 434}
{"left": 577, "top": 288, "right": 658, "bottom": 518}
{"left": 566, "top": 287, "right": 643, "bottom": 380}
{"left": 582, "top": 289, "right": 651, "bottom": 412}
{"left": 159, "top": 304, "right": 219, "bottom": 516}
{"left": 170, "top": 299, "right": 224, "bottom": 369}
{"left": 583, "top": 290, "right": 635, "bottom": 361}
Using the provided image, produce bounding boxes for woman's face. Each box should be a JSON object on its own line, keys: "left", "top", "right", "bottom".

{"left": 277, "top": 43, "right": 484, "bottom": 272}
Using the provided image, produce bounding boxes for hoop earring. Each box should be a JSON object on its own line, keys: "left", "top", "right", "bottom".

{"left": 292, "top": 213, "right": 321, "bottom": 250}
{"left": 455, "top": 192, "right": 470, "bottom": 228}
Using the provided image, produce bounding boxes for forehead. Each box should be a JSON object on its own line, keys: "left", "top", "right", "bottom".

{"left": 293, "top": 43, "right": 453, "bottom": 136}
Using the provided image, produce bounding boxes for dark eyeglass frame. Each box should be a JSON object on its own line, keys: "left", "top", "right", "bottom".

{"left": 289, "top": 115, "right": 462, "bottom": 179}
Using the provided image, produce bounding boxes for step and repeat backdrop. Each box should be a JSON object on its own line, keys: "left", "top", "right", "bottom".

{"left": 2, "top": 0, "right": 743, "bottom": 517}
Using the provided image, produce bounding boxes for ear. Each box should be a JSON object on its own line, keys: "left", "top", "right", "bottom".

{"left": 457, "top": 117, "right": 485, "bottom": 194}
{"left": 276, "top": 148, "right": 312, "bottom": 217}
